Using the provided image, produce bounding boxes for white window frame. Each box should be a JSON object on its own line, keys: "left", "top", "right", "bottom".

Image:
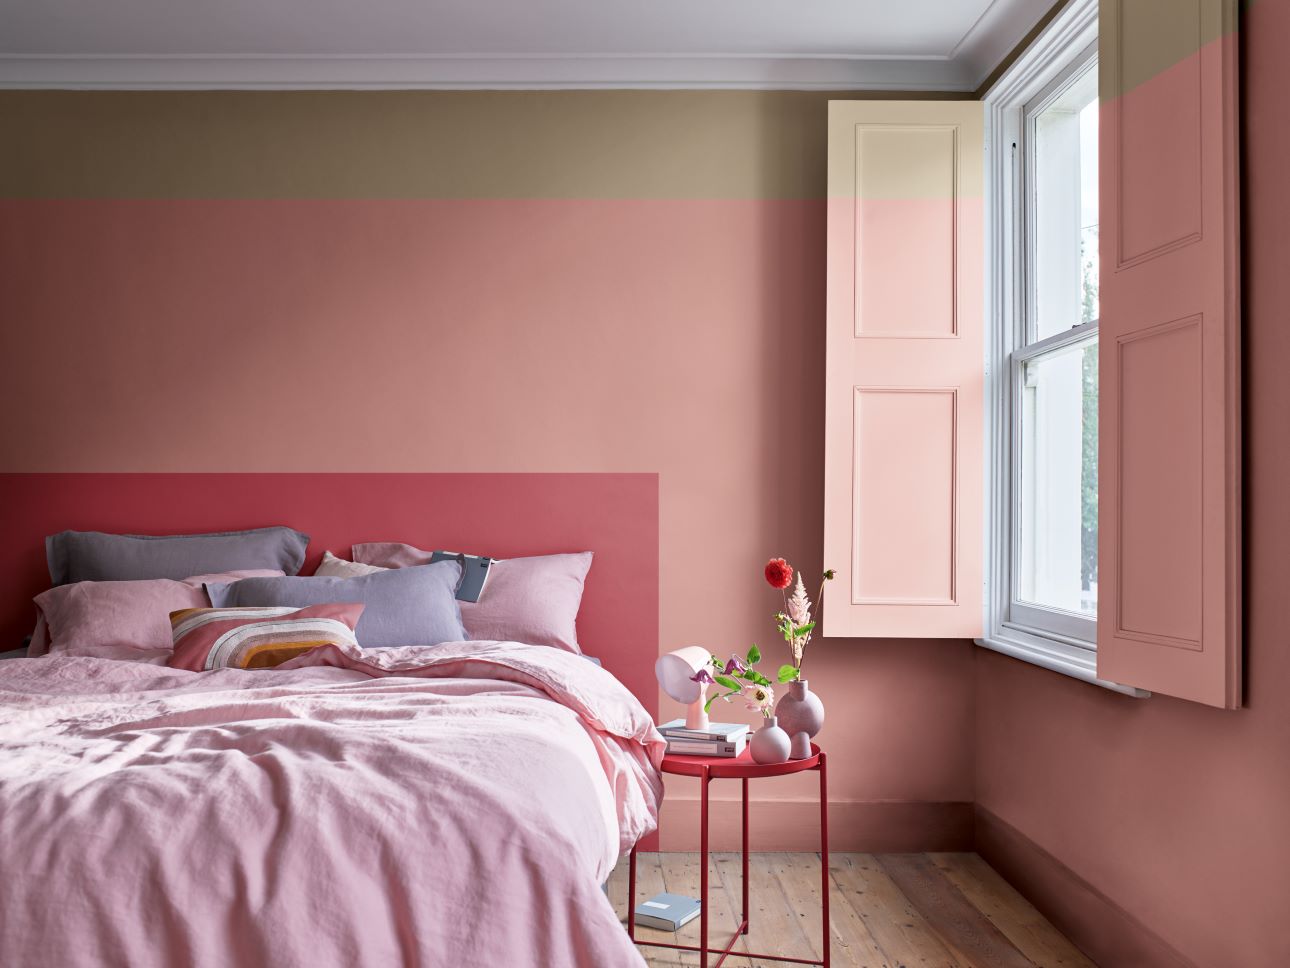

{"left": 979, "top": 0, "right": 1147, "bottom": 696}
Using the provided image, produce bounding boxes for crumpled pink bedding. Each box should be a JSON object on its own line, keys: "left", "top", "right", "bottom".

{"left": 0, "top": 640, "right": 665, "bottom": 968}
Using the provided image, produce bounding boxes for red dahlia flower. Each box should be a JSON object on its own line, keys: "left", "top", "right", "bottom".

{"left": 764, "top": 558, "right": 793, "bottom": 590}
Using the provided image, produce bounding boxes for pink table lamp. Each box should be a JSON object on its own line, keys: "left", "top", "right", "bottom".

{"left": 655, "top": 645, "right": 714, "bottom": 730}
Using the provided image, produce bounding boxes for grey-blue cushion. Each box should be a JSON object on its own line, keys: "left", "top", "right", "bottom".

{"left": 205, "top": 560, "right": 466, "bottom": 649}
{"left": 46, "top": 527, "right": 309, "bottom": 586}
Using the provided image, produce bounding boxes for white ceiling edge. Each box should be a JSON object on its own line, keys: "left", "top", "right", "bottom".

{"left": 0, "top": 53, "right": 986, "bottom": 91}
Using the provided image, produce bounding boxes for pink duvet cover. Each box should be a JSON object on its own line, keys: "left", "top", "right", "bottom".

{"left": 0, "top": 640, "right": 665, "bottom": 968}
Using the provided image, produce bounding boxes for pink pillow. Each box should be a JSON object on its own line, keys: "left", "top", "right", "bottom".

{"left": 351, "top": 543, "right": 592, "bottom": 654}
{"left": 33, "top": 570, "right": 285, "bottom": 661}
{"left": 26, "top": 614, "right": 49, "bottom": 657}
{"left": 168, "top": 603, "right": 364, "bottom": 671}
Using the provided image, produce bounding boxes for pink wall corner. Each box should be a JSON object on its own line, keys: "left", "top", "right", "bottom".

{"left": 974, "top": 6, "right": 1290, "bottom": 964}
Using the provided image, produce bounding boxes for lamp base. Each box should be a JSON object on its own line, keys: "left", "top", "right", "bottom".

{"left": 684, "top": 699, "right": 710, "bottom": 732}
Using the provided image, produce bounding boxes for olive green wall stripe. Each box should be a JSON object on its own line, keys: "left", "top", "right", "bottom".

{"left": 1101, "top": 0, "right": 1238, "bottom": 102}
{"left": 0, "top": 89, "right": 971, "bottom": 201}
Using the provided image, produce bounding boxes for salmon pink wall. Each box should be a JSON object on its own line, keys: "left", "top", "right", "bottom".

{"left": 975, "top": 5, "right": 1290, "bottom": 964}
{"left": 0, "top": 91, "right": 975, "bottom": 850}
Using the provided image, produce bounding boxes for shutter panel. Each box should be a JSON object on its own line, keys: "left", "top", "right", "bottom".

{"left": 824, "top": 101, "right": 983, "bottom": 638}
{"left": 1097, "top": 0, "right": 1241, "bottom": 706}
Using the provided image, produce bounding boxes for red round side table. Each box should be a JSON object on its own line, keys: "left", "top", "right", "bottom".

{"left": 627, "top": 743, "right": 829, "bottom": 968}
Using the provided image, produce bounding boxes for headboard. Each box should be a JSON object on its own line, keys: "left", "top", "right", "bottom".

{"left": 0, "top": 472, "right": 659, "bottom": 714}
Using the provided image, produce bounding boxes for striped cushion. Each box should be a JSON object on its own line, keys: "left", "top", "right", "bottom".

{"left": 167, "top": 603, "right": 364, "bottom": 671}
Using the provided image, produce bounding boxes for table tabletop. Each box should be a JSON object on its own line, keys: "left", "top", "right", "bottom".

{"left": 660, "top": 742, "right": 822, "bottom": 779}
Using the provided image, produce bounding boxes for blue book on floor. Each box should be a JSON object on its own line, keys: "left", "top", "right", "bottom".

{"left": 634, "top": 892, "right": 702, "bottom": 931}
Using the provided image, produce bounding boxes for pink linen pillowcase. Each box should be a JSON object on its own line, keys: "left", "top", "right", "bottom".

{"left": 26, "top": 614, "right": 49, "bottom": 657}
{"left": 350, "top": 543, "right": 592, "bottom": 654}
{"left": 167, "top": 603, "right": 364, "bottom": 672}
{"left": 33, "top": 569, "right": 285, "bottom": 661}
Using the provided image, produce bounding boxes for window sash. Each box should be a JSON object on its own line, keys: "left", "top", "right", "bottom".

{"left": 1021, "top": 42, "right": 1098, "bottom": 349}
{"left": 1007, "top": 321, "right": 1099, "bottom": 646}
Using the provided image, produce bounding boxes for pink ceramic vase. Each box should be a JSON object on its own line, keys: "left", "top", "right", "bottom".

{"left": 775, "top": 679, "right": 824, "bottom": 759}
{"left": 749, "top": 716, "right": 791, "bottom": 764}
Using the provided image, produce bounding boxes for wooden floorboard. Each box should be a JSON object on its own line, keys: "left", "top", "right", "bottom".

{"left": 832, "top": 854, "right": 961, "bottom": 967}
{"left": 926, "top": 854, "right": 1096, "bottom": 968}
{"left": 611, "top": 852, "right": 1097, "bottom": 968}
{"left": 877, "top": 854, "right": 1033, "bottom": 968}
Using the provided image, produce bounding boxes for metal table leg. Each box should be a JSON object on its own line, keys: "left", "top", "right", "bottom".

{"left": 627, "top": 842, "right": 637, "bottom": 941}
{"left": 700, "top": 765, "right": 710, "bottom": 968}
{"left": 741, "top": 776, "right": 750, "bottom": 935}
{"left": 819, "top": 752, "right": 830, "bottom": 968}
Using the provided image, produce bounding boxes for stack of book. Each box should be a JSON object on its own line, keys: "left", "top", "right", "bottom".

{"left": 658, "top": 719, "right": 749, "bottom": 757}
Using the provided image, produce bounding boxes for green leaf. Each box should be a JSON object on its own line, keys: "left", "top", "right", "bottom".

{"left": 777, "top": 664, "right": 800, "bottom": 683}
{"left": 793, "top": 622, "right": 816, "bottom": 637}
{"left": 746, "top": 644, "right": 761, "bottom": 666}
{"left": 747, "top": 671, "right": 772, "bottom": 687}
{"left": 713, "top": 674, "right": 741, "bottom": 692}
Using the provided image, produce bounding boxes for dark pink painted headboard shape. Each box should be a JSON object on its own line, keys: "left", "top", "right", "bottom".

{"left": 0, "top": 473, "right": 659, "bottom": 715}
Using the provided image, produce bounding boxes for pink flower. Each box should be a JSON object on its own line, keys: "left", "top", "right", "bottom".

{"left": 722, "top": 656, "right": 746, "bottom": 676}
{"left": 690, "top": 668, "right": 715, "bottom": 685}
{"left": 743, "top": 682, "right": 774, "bottom": 714}
{"left": 764, "top": 558, "right": 793, "bottom": 590}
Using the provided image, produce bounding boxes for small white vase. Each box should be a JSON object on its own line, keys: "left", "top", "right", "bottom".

{"left": 749, "top": 716, "right": 791, "bottom": 765}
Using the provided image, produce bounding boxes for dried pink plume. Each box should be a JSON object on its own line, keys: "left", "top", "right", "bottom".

{"left": 787, "top": 573, "right": 812, "bottom": 626}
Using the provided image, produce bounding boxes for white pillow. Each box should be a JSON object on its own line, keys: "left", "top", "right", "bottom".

{"left": 312, "top": 550, "right": 387, "bottom": 578}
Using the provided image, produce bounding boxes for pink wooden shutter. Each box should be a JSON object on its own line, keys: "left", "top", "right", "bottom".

{"left": 823, "top": 101, "right": 983, "bottom": 638}
{"left": 1097, "top": 0, "right": 1241, "bottom": 706}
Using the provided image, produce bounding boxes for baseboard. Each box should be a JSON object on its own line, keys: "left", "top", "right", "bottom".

{"left": 655, "top": 796, "right": 973, "bottom": 852}
{"left": 974, "top": 805, "right": 1196, "bottom": 968}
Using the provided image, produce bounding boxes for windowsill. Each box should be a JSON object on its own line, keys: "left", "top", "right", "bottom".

{"left": 975, "top": 628, "right": 1150, "bottom": 697}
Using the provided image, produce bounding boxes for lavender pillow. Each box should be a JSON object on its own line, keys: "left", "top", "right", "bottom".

{"left": 205, "top": 561, "right": 466, "bottom": 649}
{"left": 46, "top": 527, "right": 309, "bottom": 586}
{"left": 352, "top": 543, "right": 592, "bottom": 654}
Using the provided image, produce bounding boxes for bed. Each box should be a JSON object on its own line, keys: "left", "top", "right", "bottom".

{"left": 0, "top": 473, "right": 663, "bottom": 968}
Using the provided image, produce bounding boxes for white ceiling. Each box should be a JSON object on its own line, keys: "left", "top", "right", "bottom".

{"left": 0, "top": 0, "right": 1055, "bottom": 90}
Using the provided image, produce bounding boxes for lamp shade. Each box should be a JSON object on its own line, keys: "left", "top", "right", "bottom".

{"left": 655, "top": 645, "right": 712, "bottom": 703}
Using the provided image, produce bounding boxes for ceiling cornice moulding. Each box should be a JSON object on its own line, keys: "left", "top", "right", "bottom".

{"left": 0, "top": 52, "right": 983, "bottom": 91}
